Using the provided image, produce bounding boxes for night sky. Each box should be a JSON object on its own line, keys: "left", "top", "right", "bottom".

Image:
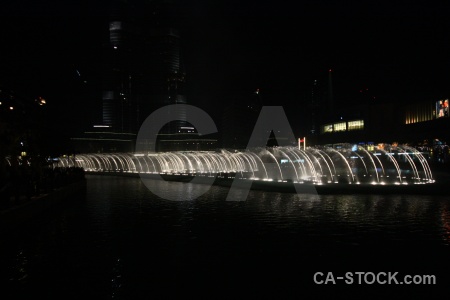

{"left": 1, "top": 0, "right": 450, "bottom": 139}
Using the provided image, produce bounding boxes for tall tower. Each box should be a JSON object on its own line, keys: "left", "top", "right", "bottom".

{"left": 101, "top": 2, "right": 134, "bottom": 133}
{"left": 71, "top": 0, "right": 192, "bottom": 153}
{"left": 102, "top": 0, "right": 186, "bottom": 133}
{"left": 138, "top": 0, "right": 189, "bottom": 151}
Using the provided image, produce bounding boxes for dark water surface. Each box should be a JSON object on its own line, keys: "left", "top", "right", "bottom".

{"left": 1, "top": 175, "right": 450, "bottom": 298}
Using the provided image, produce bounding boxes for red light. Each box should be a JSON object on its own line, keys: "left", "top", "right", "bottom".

{"left": 329, "top": 69, "right": 332, "bottom": 72}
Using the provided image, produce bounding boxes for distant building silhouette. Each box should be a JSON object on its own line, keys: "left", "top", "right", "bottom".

{"left": 72, "top": 0, "right": 217, "bottom": 153}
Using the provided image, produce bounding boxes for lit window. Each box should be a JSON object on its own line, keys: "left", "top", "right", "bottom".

{"left": 109, "top": 21, "right": 122, "bottom": 31}
{"left": 333, "top": 122, "right": 347, "bottom": 132}
{"left": 321, "top": 124, "right": 333, "bottom": 133}
{"left": 347, "top": 120, "right": 364, "bottom": 131}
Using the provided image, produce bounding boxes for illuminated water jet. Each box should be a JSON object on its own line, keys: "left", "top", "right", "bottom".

{"left": 57, "top": 144, "right": 434, "bottom": 185}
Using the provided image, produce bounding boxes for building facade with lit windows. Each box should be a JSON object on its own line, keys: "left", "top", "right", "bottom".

{"left": 404, "top": 98, "right": 449, "bottom": 125}
{"left": 400, "top": 99, "right": 450, "bottom": 148}
{"left": 315, "top": 102, "right": 401, "bottom": 146}
{"left": 320, "top": 119, "right": 365, "bottom": 134}
{"left": 313, "top": 99, "right": 450, "bottom": 163}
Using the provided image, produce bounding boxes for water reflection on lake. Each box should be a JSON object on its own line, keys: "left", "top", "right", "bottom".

{"left": 1, "top": 175, "right": 449, "bottom": 298}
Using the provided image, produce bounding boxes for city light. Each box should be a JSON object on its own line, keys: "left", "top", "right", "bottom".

{"left": 36, "top": 96, "right": 46, "bottom": 106}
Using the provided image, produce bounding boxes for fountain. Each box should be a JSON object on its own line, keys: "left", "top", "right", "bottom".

{"left": 57, "top": 144, "right": 434, "bottom": 190}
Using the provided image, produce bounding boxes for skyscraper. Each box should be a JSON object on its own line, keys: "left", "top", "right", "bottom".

{"left": 71, "top": 0, "right": 215, "bottom": 153}
{"left": 103, "top": 0, "right": 186, "bottom": 133}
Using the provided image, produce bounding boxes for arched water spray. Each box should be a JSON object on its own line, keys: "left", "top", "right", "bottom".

{"left": 403, "top": 145, "right": 433, "bottom": 182}
{"left": 60, "top": 144, "right": 434, "bottom": 185}
{"left": 326, "top": 148, "right": 355, "bottom": 183}
{"left": 248, "top": 151, "right": 268, "bottom": 179}
{"left": 276, "top": 148, "right": 299, "bottom": 181}
{"left": 396, "top": 146, "right": 420, "bottom": 181}
{"left": 286, "top": 148, "right": 309, "bottom": 180}
{"left": 310, "top": 148, "right": 334, "bottom": 183}
{"left": 262, "top": 149, "right": 284, "bottom": 181}
{"left": 376, "top": 148, "right": 402, "bottom": 183}
{"left": 358, "top": 146, "right": 380, "bottom": 183}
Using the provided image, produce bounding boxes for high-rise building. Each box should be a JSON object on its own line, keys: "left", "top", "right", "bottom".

{"left": 102, "top": 0, "right": 185, "bottom": 134}
{"left": 72, "top": 0, "right": 216, "bottom": 153}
